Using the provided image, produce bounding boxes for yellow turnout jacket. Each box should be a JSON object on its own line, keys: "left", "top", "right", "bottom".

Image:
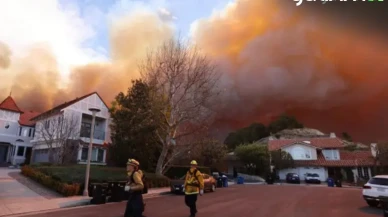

{"left": 184, "top": 168, "right": 204, "bottom": 195}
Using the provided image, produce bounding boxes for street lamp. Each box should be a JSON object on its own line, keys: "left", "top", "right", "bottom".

{"left": 83, "top": 107, "right": 101, "bottom": 196}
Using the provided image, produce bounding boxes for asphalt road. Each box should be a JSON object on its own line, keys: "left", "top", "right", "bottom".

{"left": 22, "top": 185, "right": 383, "bottom": 217}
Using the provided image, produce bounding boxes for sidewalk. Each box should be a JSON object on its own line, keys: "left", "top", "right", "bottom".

{"left": 1, "top": 187, "right": 170, "bottom": 216}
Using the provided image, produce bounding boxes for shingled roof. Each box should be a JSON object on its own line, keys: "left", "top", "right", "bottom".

{"left": 19, "top": 110, "right": 40, "bottom": 126}
{"left": 268, "top": 137, "right": 345, "bottom": 151}
{"left": 0, "top": 96, "right": 23, "bottom": 113}
{"left": 294, "top": 150, "right": 375, "bottom": 167}
{"left": 31, "top": 92, "right": 108, "bottom": 121}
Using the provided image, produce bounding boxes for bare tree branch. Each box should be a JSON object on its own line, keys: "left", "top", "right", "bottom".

{"left": 35, "top": 113, "right": 80, "bottom": 164}
{"left": 139, "top": 38, "right": 221, "bottom": 175}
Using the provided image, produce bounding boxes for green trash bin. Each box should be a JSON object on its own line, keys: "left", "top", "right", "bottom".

{"left": 378, "top": 196, "right": 388, "bottom": 217}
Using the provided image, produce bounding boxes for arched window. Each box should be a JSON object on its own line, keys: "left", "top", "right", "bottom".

{"left": 292, "top": 147, "right": 305, "bottom": 160}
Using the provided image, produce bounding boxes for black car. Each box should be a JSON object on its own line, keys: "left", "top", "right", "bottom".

{"left": 286, "top": 173, "right": 300, "bottom": 184}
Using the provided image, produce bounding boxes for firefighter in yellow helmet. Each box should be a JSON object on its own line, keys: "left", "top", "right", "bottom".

{"left": 124, "top": 158, "right": 144, "bottom": 217}
{"left": 184, "top": 160, "right": 204, "bottom": 217}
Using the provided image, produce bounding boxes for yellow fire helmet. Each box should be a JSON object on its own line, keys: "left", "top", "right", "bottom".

{"left": 127, "top": 158, "right": 140, "bottom": 167}
{"left": 190, "top": 160, "right": 198, "bottom": 165}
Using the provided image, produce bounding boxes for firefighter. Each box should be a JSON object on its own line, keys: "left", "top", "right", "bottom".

{"left": 184, "top": 160, "right": 204, "bottom": 217}
{"left": 124, "top": 158, "right": 144, "bottom": 217}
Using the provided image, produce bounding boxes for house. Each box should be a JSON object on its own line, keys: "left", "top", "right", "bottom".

{"left": 30, "top": 92, "right": 112, "bottom": 165}
{"left": 269, "top": 133, "right": 375, "bottom": 183}
{"left": 0, "top": 96, "right": 39, "bottom": 166}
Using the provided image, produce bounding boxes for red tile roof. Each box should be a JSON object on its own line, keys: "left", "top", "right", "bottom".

{"left": 32, "top": 92, "right": 108, "bottom": 121}
{"left": 294, "top": 150, "right": 375, "bottom": 167}
{"left": 19, "top": 111, "right": 41, "bottom": 126}
{"left": 268, "top": 137, "right": 344, "bottom": 151}
{"left": 0, "top": 96, "right": 23, "bottom": 113}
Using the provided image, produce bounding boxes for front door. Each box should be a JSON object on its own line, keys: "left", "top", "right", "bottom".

{"left": 25, "top": 147, "right": 32, "bottom": 165}
{"left": 0, "top": 145, "right": 8, "bottom": 164}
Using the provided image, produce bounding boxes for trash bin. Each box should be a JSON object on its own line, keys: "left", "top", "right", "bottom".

{"left": 108, "top": 181, "right": 126, "bottom": 202}
{"left": 222, "top": 176, "right": 228, "bottom": 187}
{"left": 266, "top": 174, "right": 274, "bottom": 185}
{"left": 327, "top": 178, "right": 334, "bottom": 187}
{"left": 335, "top": 179, "right": 342, "bottom": 188}
{"left": 91, "top": 184, "right": 107, "bottom": 205}
{"left": 379, "top": 196, "right": 388, "bottom": 217}
{"left": 217, "top": 177, "right": 223, "bottom": 188}
{"left": 237, "top": 176, "right": 244, "bottom": 184}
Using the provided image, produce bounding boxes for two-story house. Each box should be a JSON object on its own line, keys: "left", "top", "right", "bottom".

{"left": 0, "top": 96, "right": 39, "bottom": 166}
{"left": 30, "top": 92, "right": 112, "bottom": 165}
{"left": 269, "top": 133, "right": 375, "bottom": 182}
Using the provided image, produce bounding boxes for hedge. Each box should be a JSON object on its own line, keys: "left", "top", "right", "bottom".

{"left": 22, "top": 165, "right": 170, "bottom": 196}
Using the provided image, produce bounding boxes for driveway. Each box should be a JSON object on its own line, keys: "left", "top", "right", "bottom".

{"left": 20, "top": 185, "right": 382, "bottom": 217}
{"left": 0, "top": 168, "right": 62, "bottom": 216}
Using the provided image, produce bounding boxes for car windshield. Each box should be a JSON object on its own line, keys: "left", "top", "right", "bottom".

{"left": 368, "top": 177, "right": 388, "bottom": 186}
{"left": 310, "top": 174, "right": 319, "bottom": 177}
{"left": 292, "top": 174, "right": 299, "bottom": 177}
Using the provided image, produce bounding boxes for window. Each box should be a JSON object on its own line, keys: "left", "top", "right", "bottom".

{"left": 97, "top": 149, "right": 104, "bottom": 162}
{"left": 44, "top": 120, "right": 50, "bottom": 129}
{"left": 323, "top": 149, "right": 339, "bottom": 160}
{"left": 23, "top": 129, "right": 28, "bottom": 137}
{"left": 292, "top": 147, "right": 305, "bottom": 159}
{"left": 18, "top": 127, "right": 22, "bottom": 136}
{"left": 368, "top": 178, "right": 388, "bottom": 186}
{"left": 363, "top": 167, "right": 370, "bottom": 179}
{"left": 28, "top": 128, "right": 32, "bottom": 137}
{"left": 17, "top": 146, "right": 25, "bottom": 156}
{"left": 81, "top": 122, "right": 92, "bottom": 137}
{"left": 292, "top": 147, "right": 311, "bottom": 160}
{"left": 81, "top": 148, "right": 88, "bottom": 160}
{"left": 305, "top": 150, "right": 311, "bottom": 159}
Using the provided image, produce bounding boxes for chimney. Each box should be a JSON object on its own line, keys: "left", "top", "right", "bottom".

{"left": 370, "top": 143, "right": 377, "bottom": 157}
{"left": 329, "top": 132, "right": 336, "bottom": 138}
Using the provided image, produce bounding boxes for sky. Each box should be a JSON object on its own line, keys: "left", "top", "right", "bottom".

{"left": 0, "top": 0, "right": 229, "bottom": 79}
{"left": 1, "top": 0, "right": 387, "bottom": 143}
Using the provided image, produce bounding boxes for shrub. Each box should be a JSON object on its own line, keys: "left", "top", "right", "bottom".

{"left": 22, "top": 165, "right": 170, "bottom": 196}
{"left": 21, "top": 166, "right": 80, "bottom": 197}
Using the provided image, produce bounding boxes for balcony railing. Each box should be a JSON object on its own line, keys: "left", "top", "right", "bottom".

{"left": 80, "top": 128, "right": 105, "bottom": 140}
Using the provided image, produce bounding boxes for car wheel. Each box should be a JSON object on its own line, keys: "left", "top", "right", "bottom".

{"left": 211, "top": 184, "right": 216, "bottom": 192}
{"left": 367, "top": 201, "right": 379, "bottom": 207}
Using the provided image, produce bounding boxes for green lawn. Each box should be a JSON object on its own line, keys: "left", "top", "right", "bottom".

{"left": 32, "top": 165, "right": 166, "bottom": 184}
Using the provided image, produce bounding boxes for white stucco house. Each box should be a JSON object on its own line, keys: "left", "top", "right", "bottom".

{"left": 269, "top": 133, "right": 375, "bottom": 183}
{"left": 30, "top": 92, "right": 112, "bottom": 165}
{"left": 0, "top": 96, "right": 40, "bottom": 166}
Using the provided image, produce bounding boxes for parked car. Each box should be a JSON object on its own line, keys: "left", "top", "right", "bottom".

{"left": 170, "top": 173, "right": 217, "bottom": 194}
{"left": 305, "top": 173, "right": 321, "bottom": 184}
{"left": 363, "top": 175, "right": 388, "bottom": 207}
{"left": 286, "top": 173, "right": 300, "bottom": 184}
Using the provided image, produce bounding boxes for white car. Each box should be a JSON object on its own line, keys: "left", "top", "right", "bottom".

{"left": 363, "top": 175, "right": 388, "bottom": 207}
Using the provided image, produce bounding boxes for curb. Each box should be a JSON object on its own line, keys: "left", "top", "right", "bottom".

{"left": 4, "top": 191, "right": 171, "bottom": 217}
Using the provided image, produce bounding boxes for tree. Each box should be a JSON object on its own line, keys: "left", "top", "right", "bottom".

{"left": 186, "top": 139, "right": 227, "bottom": 167}
{"left": 268, "top": 114, "right": 304, "bottom": 134}
{"left": 35, "top": 113, "right": 80, "bottom": 164}
{"left": 341, "top": 132, "right": 352, "bottom": 142}
{"left": 372, "top": 142, "right": 388, "bottom": 174}
{"left": 139, "top": 39, "right": 220, "bottom": 175}
{"left": 270, "top": 150, "right": 294, "bottom": 170}
{"left": 234, "top": 143, "right": 269, "bottom": 176}
{"left": 224, "top": 123, "right": 269, "bottom": 151}
{"left": 109, "top": 79, "right": 161, "bottom": 171}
